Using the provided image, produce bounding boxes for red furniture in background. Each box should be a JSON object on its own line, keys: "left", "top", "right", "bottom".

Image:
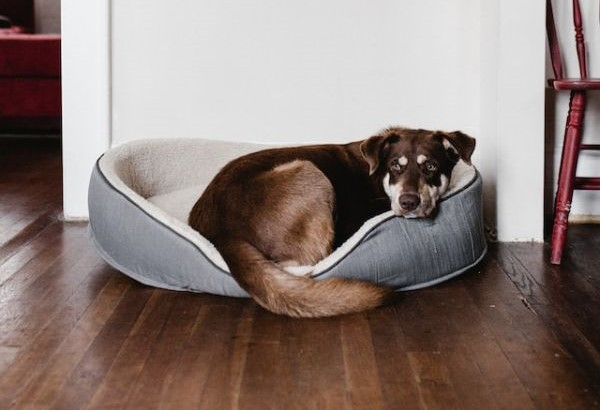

{"left": 0, "top": 0, "right": 61, "bottom": 133}
{"left": 546, "top": 0, "right": 600, "bottom": 264}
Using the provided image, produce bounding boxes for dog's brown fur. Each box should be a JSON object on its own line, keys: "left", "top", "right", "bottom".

{"left": 189, "top": 127, "right": 475, "bottom": 317}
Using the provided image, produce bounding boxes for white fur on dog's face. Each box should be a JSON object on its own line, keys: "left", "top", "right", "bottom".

{"left": 383, "top": 173, "right": 402, "bottom": 215}
{"left": 417, "top": 173, "right": 449, "bottom": 217}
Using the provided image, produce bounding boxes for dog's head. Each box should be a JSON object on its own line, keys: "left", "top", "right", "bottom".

{"left": 360, "top": 127, "right": 476, "bottom": 218}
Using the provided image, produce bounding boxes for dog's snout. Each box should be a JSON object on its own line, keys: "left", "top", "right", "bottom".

{"left": 399, "top": 193, "right": 420, "bottom": 211}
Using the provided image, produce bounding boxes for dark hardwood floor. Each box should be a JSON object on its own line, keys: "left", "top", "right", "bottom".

{"left": 0, "top": 137, "right": 599, "bottom": 409}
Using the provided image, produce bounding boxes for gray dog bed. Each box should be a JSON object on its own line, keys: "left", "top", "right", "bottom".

{"left": 88, "top": 138, "right": 487, "bottom": 297}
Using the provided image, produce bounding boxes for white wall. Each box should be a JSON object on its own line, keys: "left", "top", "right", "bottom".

{"left": 62, "top": 0, "right": 547, "bottom": 241}
{"left": 494, "top": 0, "right": 546, "bottom": 241}
{"left": 61, "top": 0, "right": 110, "bottom": 219}
{"left": 111, "top": 0, "right": 481, "bottom": 144}
{"left": 547, "top": 0, "right": 600, "bottom": 220}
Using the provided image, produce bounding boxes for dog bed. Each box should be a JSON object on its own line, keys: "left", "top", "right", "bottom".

{"left": 88, "top": 138, "right": 487, "bottom": 297}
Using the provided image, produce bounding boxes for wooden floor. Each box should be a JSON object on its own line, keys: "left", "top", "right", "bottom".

{"left": 0, "top": 137, "right": 599, "bottom": 409}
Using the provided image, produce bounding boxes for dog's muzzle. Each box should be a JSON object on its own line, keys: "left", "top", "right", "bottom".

{"left": 384, "top": 173, "right": 444, "bottom": 218}
{"left": 389, "top": 189, "right": 439, "bottom": 218}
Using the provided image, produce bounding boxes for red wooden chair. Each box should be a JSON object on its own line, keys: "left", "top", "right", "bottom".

{"left": 546, "top": 0, "right": 600, "bottom": 264}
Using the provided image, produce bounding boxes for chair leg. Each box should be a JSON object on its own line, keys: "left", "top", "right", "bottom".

{"left": 551, "top": 91, "right": 586, "bottom": 264}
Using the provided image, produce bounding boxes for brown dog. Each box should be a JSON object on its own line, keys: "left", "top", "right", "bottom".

{"left": 189, "top": 127, "right": 475, "bottom": 317}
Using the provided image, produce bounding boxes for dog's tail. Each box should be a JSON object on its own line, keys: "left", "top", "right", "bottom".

{"left": 220, "top": 240, "right": 397, "bottom": 318}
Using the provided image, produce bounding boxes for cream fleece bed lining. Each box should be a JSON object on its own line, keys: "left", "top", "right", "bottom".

{"left": 89, "top": 138, "right": 486, "bottom": 296}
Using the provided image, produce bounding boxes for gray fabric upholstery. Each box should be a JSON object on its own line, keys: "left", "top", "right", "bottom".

{"left": 88, "top": 139, "right": 487, "bottom": 296}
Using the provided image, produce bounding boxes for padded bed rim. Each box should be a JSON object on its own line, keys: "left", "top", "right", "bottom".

{"left": 89, "top": 228, "right": 195, "bottom": 292}
{"left": 392, "top": 243, "right": 486, "bottom": 291}
{"left": 92, "top": 155, "right": 484, "bottom": 283}
{"left": 92, "top": 158, "right": 235, "bottom": 277}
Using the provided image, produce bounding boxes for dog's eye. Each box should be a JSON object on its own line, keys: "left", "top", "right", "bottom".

{"left": 390, "top": 159, "right": 404, "bottom": 172}
{"left": 424, "top": 161, "right": 438, "bottom": 173}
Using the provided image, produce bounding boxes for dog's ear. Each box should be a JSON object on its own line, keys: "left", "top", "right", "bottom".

{"left": 440, "top": 131, "right": 476, "bottom": 165}
{"left": 360, "top": 134, "right": 393, "bottom": 175}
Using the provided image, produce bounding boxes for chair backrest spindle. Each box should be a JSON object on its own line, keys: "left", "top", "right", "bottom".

{"left": 546, "top": 0, "right": 591, "bottom": 80}
{"left": 573, "top": 0, "right": 588, "bottom": 78}
{"left": 547, "top": 0, "right": 564, "bottom": 79}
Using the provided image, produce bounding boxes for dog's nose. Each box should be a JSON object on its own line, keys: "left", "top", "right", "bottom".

{"left": 399, "top": 193, "right": 420, "bottom": 211}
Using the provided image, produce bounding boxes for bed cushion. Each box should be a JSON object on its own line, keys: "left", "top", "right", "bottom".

{"left": 88, "top": 138, "right": 487, "bottom": 297}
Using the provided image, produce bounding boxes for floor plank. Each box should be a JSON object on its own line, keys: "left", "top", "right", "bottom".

{"left": 341, "top": 314, "right": 385, "bottom": 410}
{"left": 4, "top": 274, "right": 129, "bottom": 408}
{"left": 367, "top": 306, "right": 424, "bottom": 409}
